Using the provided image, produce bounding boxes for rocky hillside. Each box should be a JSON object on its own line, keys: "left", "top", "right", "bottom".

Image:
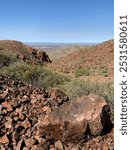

{"left": 49, "top": 40, "right": 114, "bottom": 76}
{"left": 0, "top": 39, "right": 114, "bottom": 149}
{"left": 0, "top": 40, "right": 51, "bottom": 64}
{"left": 0, "top": 75, "right": 113, "bottom": 150}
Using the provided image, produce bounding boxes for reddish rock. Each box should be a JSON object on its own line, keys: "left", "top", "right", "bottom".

{"left": 42, "top": 106, "right": 51, "bottom": 113}
{"left": 24, "top": 138, "right": 36, "bottom": 148}
{"left": 97, "top": 147, "right": 102, "bottom": 150}
{"left": 23, "top": 147, "right": 29, "bottom": 150}
{"left": 48, "top": 88, "right": 68, "bottom": 101}
{"left": 92, "top": 136, "right": 102, "bottom": 143}
{"left": 19, "top": 113, "right": 25, "bottom": 120}
{"left": 0, "top": 134, "right": 9, "bottom": 144}
{"left": 70, "top": 145, "right": 80, "bottom": 150}
{"left": 1, "top": 109, "right": 7, "bottom": 114}
{"left": 1, "top": 89, "right": 9, "bottom": 99}
{"left": 31, "top": 145, "right": 37, "bottom": 150}
{"left": 50, "top": 148, "right": 57, "bottom": 150}
{"left": 55, "top": 140, "right": 64, "bottom": 150}
{"left": 47, "top": 88, "right": 69, "bottom": 108}
{"left": 4, "top": 117, "right": 13, "bottom": 128}
{"left": 2, "top": 101, "right": 13, "bottom": 112}
{"left": 39, "top": 94, "right": 112, "bottom": 144}
{"left": 49, "top": 144, "right": 55, "bottom": 149}
{"left": 103, "top": 144, "right": 109, "bottom": 150}
{"left": 15, "top": 108, "right": 22, "bottom": 114}
{"left": 25, "top": 129, "right": 32, "bottom": 138}
{"left": 22, "top": 119, "right": 31, "bottom": 128}
{"left": 11, "top": 99, "right": 19, "bottom": 108}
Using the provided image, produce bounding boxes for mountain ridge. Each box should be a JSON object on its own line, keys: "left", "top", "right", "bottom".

{"left": 0, "top": 40, "right": 51, "bottom": 64}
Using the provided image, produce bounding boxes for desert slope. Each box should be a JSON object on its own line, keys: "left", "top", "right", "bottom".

{"left": 48, "top": 40, "right": 114, "bottom": 77}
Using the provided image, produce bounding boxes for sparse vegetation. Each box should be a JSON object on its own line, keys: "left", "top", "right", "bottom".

{"left": 59, "top": 79, "right": 113, "bottom": 101}
{"left": 101, "top": 66, "right": 109, "bottom": 77}
{"left": 1, "top": 62, "right": 70, "bottom": 89}
{"left": 0, "top": 53, "right": 12, "bottom": 67}
{"left": 48, "top": 40, "right": 114, "bottom": 78}
{"left": 0, "top": 48, "right": 18, "bottom": 67}
{"left": 74, "top": 66, "right": 110, "bottom": 78}
{"left": 75, "top": 68, "right": 90, "bottom": 77}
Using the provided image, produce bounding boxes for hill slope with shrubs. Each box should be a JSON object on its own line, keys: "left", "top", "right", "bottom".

{"left": 0, "top": 39, "right": 114, "bottom": 119}
{"left": 0, "top": 39, "right": 114, "bottom": 149}
{"left": 48, "top": 40, "right": 114, "bottom": 81}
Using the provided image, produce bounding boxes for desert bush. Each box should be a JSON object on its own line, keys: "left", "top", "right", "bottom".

{"left": 0, "top": 48, "right": 18, "bottom": 68}
{"left": 1, "top": 62, "right": 70, "bottom": 89}
{"left": 0, "top": 47, "right": 3, "bottom": 50}
{"left": 0, "top": 54, "right": 12, "bottom": 67}
{"left": 59, "top": 79, "right": 113, "bottom": 100}
{"left": 101, "top": 67, "right": 109, "bottom": 76}
{"left": 75, "top": 68, "right": 90, "bottom": 77}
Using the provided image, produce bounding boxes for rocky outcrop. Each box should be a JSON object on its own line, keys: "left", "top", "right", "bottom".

{"left": 0, "top": 40, "right": 52, "bottom": 64}
{"left": 0, "top": 75, "right": 114, "bottom": 150}
{"left": 36, "top": 50, "right": 51, "bottom": 63}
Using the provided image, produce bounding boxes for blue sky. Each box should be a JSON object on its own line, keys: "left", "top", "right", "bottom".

{"left": 0, "top": 0, "right": 114, "bottom": 43}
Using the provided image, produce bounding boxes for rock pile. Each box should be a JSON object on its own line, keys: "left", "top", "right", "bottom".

{"left": 0, "top": 75, "right": 114, "bottom": 150}
{"left": 0, "top": 75, "right": 68, "bottom": 150}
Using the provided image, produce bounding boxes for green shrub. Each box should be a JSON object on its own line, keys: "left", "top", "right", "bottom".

{"left": 1, "top": 62, "right": 70, "bottom": 89}
{"left": 75, "top": 68, "right": 90, "bottom": 77}
{"left": 0, "top": 54, "right": 12, "bottom": 67}
{"left": 0, "top": 48, "right": 18, "bottom": 68}
{"left": 0, "top": 47, "right": 3, "bottom": 50}
{"left": 59, "top": 79, "right": 113, "bottom": 99}
{"left": 101, "top": 67, "right": 109, "bottom": 76}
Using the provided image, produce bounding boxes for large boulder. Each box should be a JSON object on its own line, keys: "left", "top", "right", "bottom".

{"left": 39, "top": 94, "right": 113, "bottom": 144}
